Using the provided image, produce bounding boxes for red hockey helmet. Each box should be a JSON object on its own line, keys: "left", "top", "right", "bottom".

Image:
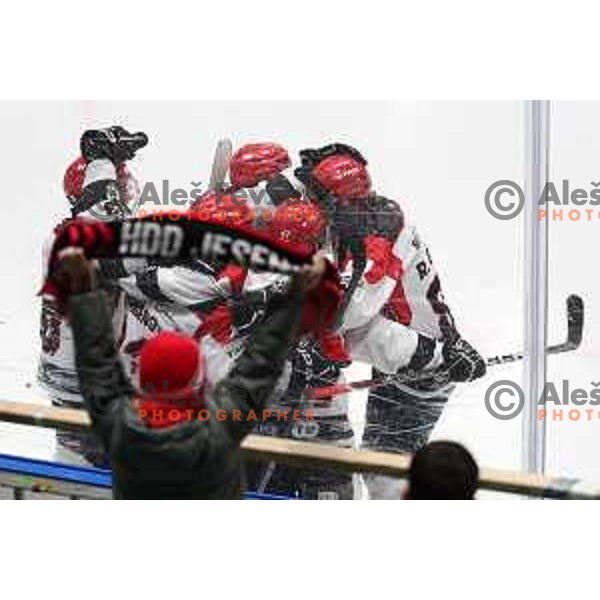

{"left": 267, "top": 199, "right": 326, "bottom": 250}
{"left": 63, "top": 157, "right": 87, "bottom": 205}
{"left": 311, "top": 154, "right": 372, "bottom": 201}
{"left": 63, "top": 156, "right": 140, "bottom": 210}
{"left": 230, "top": 142, "right": 291, "bottom": 188}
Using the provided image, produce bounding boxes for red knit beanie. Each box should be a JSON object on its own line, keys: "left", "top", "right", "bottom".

{"left": 137, "top": 331, "right": 204, "bottom": 428}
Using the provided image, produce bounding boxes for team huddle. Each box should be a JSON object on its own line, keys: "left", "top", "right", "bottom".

{"left": 38, "top": 126, "right": 486, "bottom": 499}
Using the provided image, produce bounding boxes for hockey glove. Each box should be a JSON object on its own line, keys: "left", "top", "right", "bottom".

{"left": 81, "top": 126, "right": 148, "bottom": 165}
{"left": 288, "top": 338, "right": 343, "bottom": 392}
{"left": 442, "top": 337, "right": 486, "bottom": 383}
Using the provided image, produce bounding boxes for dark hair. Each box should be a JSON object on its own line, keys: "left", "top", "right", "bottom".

{"left": 408, "top": 441, "right": 479, "bottom": 500}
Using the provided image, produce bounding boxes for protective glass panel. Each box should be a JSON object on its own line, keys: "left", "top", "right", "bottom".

{"left": 546, "top": 101, "right": 600, "bottom": 482}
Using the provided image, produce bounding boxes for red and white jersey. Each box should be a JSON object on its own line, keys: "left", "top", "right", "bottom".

{"left": 38, "top": 228, "right": 236, "bottom": 404}
{"left": 115, "top": 259, "right": 242, "bottom": 376}
{"left": 38, "top": 293, "right": 128, "bottom": 406}
{"left": 37, "top": 232, "right": 128, "bottom": 405}
{"left": 340, "top": 201, "right": 456, "bottom": 374}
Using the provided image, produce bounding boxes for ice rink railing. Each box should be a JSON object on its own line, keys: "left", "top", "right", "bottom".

{"left": 0, "top": 400, "right": 597, "bottom": 499}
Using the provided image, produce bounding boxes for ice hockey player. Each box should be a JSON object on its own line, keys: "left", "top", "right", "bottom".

{"left": 37, "top": 126, "right": 147, "bottom": 466}
{"left": 117, "top": 142, "right": 295, "bottom": 378}
{"left": 53, "top": 245, "right": 328, "bottom": 499}
{"left": 70, "top": 141, "right": 297, "bottom": 412}
{"left": 188, "top": 143, "right": 356, "bottom": 498}
{"left": 243, "top": 197, "right": 359, "bottom": 499}
{"left": 187, "top": 142, "right": 303, "bottom": 356}
{"left": 296, "top": 142, "right": 486, "bottom": 499}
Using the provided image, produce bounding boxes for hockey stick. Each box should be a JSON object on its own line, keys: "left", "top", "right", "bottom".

{"left": 487, "top": 294, "right": 584, "bottom": 364}
{"left": 208, "top": 138, "right": 233, "bottom": 192}
{"left": 304, "top": 294, "right": 585, "bottom": 401}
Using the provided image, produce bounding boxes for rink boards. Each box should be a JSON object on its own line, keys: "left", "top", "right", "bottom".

{"left": 0, "top": 453, "right": 291, "bottom": 500}
{"left": 1, "top": 400, "right": 600, "bottom": 499}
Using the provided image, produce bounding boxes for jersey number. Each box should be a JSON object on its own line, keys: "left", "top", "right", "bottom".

{"left": 426, "top": 276, "right": 457, "bottom": 340}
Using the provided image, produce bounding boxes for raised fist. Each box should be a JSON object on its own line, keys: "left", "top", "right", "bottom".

{"left": 55, "top": 247, "right": 96, "bottom": 295}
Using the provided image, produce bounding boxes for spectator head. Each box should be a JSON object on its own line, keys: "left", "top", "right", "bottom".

{"left": 406, "top": 441, "right": 479, "bottom": 500}
{"left": 136, "top": 332, "right": 205, "bottom": 429}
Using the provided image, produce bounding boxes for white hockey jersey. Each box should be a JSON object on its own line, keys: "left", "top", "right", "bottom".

{"left": 38, "top": 290, "right": 128, "bottom": 406}
{"left": 116, "top": 260, "right": 236, "bottom": 377}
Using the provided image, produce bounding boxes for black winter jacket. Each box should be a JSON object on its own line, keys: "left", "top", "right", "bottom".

{"left": 69, "top": 289, "right": 304, "bottom": 499}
